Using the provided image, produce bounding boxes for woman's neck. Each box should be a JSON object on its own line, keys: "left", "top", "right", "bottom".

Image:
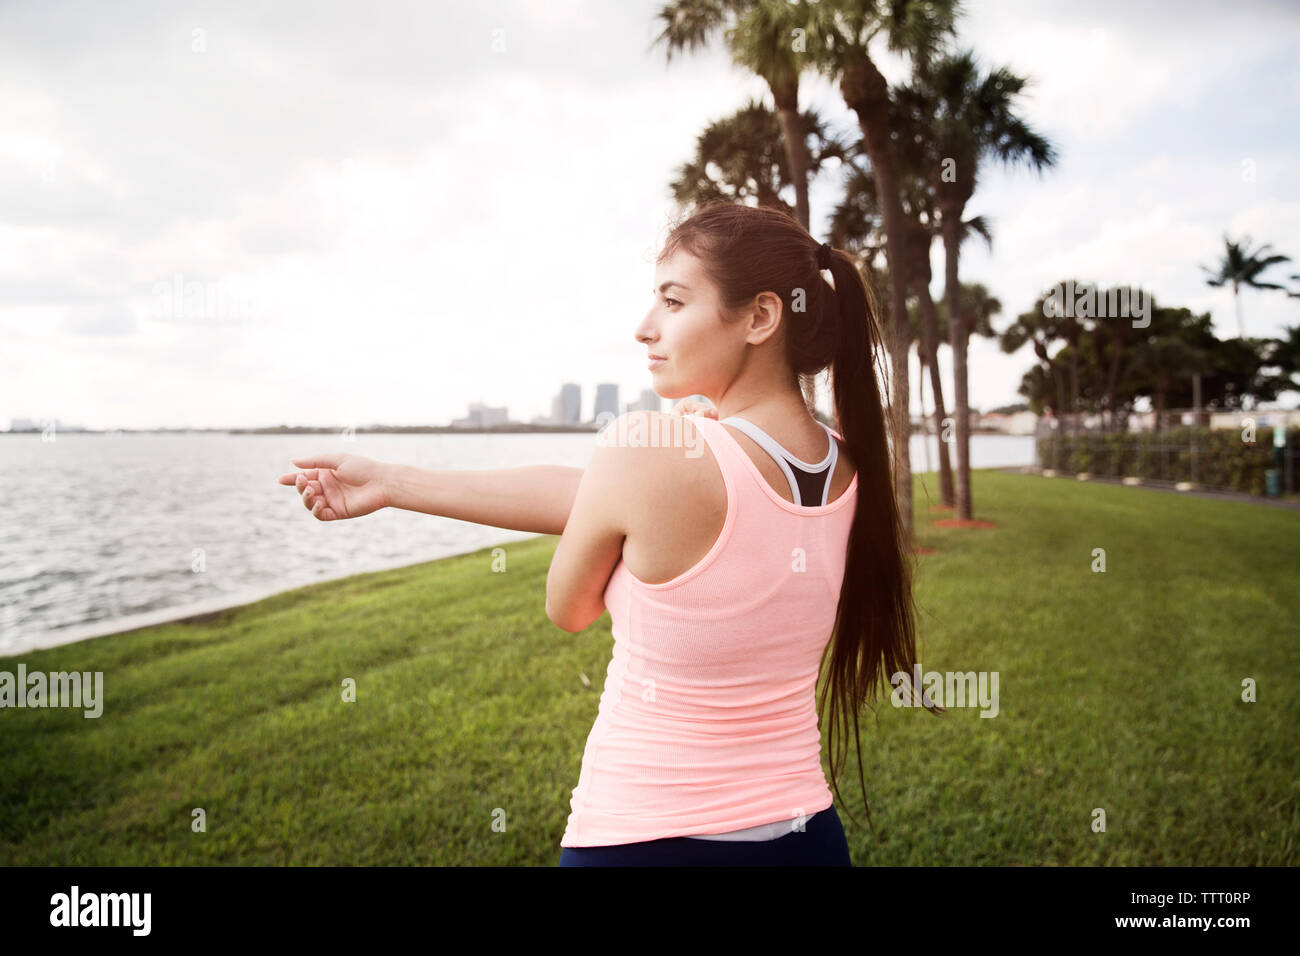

{"left": 711, "top": 385, "right": 811, "bottom": 426}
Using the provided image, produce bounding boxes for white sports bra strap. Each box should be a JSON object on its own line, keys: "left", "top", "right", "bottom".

{"left": 718, "top": 416, "right": 838, "bottom": 506}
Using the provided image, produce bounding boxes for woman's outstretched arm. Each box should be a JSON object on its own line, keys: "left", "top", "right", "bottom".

{"left": 384, "top": 463, "right": 582, "bottom": 535}
{"left": 279, "top": 401, "right": 710, "bottom": 530}
{"left": 279, "top": 453, "right": 581, "bottom": 533}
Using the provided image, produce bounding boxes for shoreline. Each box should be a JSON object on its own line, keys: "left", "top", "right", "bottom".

{"left": 1, "top": 457, "right": 1048, "bottom": 660}
{"left": 0, "top": 532, "right": 547, "bottom": 659}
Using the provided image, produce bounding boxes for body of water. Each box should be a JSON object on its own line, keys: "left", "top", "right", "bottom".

{"left": 0, "top": 430, "right": 1035, "bottom": 654}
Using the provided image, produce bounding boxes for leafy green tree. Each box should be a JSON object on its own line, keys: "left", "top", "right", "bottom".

{"left": 1007, "top": 287, "right": 1286, "bottom": 430}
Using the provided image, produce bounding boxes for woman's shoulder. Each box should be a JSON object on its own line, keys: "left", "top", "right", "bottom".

{"left": 597, "top": 408, "right": 707, "bottom": 445}
{"left": 602, "top": 412, "right": 729, "bottom": 585}
{"left": 595, "top": 410, "right": 720, "bottom": 474}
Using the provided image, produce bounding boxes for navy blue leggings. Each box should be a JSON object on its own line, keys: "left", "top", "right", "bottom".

{"left": 557, "top": 805, "right": 852, "bottom": 867}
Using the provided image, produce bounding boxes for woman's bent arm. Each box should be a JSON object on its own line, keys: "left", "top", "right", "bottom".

{"left": 384, "top": 463, "right": 583, "bottom": 535}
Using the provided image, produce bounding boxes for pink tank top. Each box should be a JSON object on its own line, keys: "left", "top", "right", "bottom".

{"left": 560, "top": 413, "right": 859, "bottom": 847}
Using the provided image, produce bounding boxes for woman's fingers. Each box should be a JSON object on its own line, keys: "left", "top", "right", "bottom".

{"left": 279, "top": 472, "right": 321, "bottom": 496}
{"left": 292, "top": 454, "right": 344, "bottom": 469}
{"left": 277, "top": 467, "right": 320, "bottom": 486}
{"left": 299, "top": 480, "right": 340, "bottom": 520}
{"left": 671, "top": 399, "right": 717, "bottom": 418}
{"left": 310, "top": 496, "right": 338, "bottom": 521}
{"left": 278, "top": 456, "right": 342, "bottom": 520}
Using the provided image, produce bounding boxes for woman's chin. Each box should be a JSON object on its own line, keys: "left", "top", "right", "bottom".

{"left": 651, "top": 377, "right": 692, "bottom": 402}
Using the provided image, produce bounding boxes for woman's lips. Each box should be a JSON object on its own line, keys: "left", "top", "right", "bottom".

{"left": 648, "top": 356, "right": 666, "bottom": 370}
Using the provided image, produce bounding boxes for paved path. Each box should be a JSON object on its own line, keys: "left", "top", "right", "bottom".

{"left": 989, "top": 466, "right": 1300, "bottom": 512}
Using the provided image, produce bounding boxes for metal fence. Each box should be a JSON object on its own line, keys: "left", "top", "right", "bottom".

{"left": 1030, "top": 410, "right": 1298, "bottom": 496}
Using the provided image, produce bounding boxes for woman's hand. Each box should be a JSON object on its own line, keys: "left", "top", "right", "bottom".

{"left": 277, "top": 453, "right": 390, "bottom": 521}
{"left": 669, "top": 398, "right": 717, "bottom": 419}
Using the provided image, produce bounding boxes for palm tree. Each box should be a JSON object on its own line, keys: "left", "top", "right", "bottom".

{"left": 908, "top": 49, "right": 1056, "bottom": 520}
{"left": 1201, "top": 236, "right": 1292, "bottom": 337}
{"left": 894, "top": 138, "right": 955, "bottom": 508}
{"left": 668, "top": 99, "right": 849, "bottom": 214}
{"left": 1080, "top": 284, "right": 1146, "bottom": 430}
{"left": 920, "top": 281, "right": 1001, "bottom": 466}
{"left": 806, "top": 0, "right": 961, "bottom": 540}
{"left": 1000, "top": 291, "right": 1075, "bottom": 426}
{"left": 916, "top": 233, "right": 1001, "bottom": 510}
{"left": 1131, "top": 338, "right": 1206, "bottom": 433}
{"left": 653, "top": 0, "right": 820, "bottom": 232}
{"left": 843, "top": 127, "right": 990, "bottom": 510}
{"left": 939, "top": 280, "right": 1002, "bottom": 371}
{"left": 902, "top": 214, "right": 953, "bottom": 504}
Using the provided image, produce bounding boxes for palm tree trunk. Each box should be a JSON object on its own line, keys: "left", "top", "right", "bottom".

{"left": 770, "top": 81, "right": 813, "bottom": 411}
{"left": 842, "top": 57, "right": 913, "bottom": 539}
{"left": 1051, "top": 362, "right": 1068, "bottom": 425}
{"left": 772, "top": 83, "right": 811, "bottom": 232}
{"left": 1233, "top": 279, "right": 1243, "bottom": 338}
{"left": 917, "top": 286, "right": 954, "bottom": 506}
{"left": 1105, "top": 336, "right": 1124, "bottom": 431}
{"left": 1035, "top": 339, "right": 1069, "bottom": 428}
{"left": 941, "top": 209, "right": 971, "bottom": 519}
{"left": 1070, "top": 338, "right": 1081, "bottom": 430}
{"left": 918, "top": 350, "right": 932, "bottom": 474}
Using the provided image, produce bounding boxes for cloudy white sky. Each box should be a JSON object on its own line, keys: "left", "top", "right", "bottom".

{"left": 3, "top": 0, "right": 1298, "bottom": 430}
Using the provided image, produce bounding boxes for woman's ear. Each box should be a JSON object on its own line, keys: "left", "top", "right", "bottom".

{"left": 744, "top": 291, "right": 784, "bottom": 346}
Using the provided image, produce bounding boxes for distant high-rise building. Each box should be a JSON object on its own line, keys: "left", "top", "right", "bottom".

{"left": 594, "top": 383, "right": 619, "bottom": 422}
{"left": 451, "top": 402, "right": 510, "bottom": 428}
{"left": 554, "top": 383, "right": 581, "bottom": 424}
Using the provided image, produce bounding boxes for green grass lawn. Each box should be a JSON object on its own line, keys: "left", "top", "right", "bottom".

{"left": 2, "top": 470, "right": 1297, "bottom": 865}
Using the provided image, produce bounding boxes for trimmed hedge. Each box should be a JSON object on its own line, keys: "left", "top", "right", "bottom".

{"left": 1036, "top": 425, "right": 1299, "bottom": 495}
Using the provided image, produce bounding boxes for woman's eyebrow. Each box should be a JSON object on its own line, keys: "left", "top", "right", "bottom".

{"left": 654, "top": 281, "right": 690, "bottom": 294}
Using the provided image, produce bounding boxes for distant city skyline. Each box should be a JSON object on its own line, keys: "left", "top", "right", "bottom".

{"left": 3, "top": 1, "right": 1297, "bottom": 431}
{"left": 6, "top": 378, "right": 669, "bottom": 432}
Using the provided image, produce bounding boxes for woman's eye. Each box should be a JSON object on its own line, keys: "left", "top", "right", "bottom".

{"left": 665, "top": 298, "right": 681, "bottom": 308}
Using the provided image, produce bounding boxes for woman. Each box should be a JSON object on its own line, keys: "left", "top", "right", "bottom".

{"left": 277, "top": 200, "right": 928, "bottom": 867}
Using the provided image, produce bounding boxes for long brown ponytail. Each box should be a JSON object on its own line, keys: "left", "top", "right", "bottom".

{"left": 658, "top": 199, "right": 943, "bottom": 835}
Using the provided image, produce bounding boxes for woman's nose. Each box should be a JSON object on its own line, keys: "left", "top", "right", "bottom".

{"left": 636, "top": 310, "right": 660, "bottom": 341}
